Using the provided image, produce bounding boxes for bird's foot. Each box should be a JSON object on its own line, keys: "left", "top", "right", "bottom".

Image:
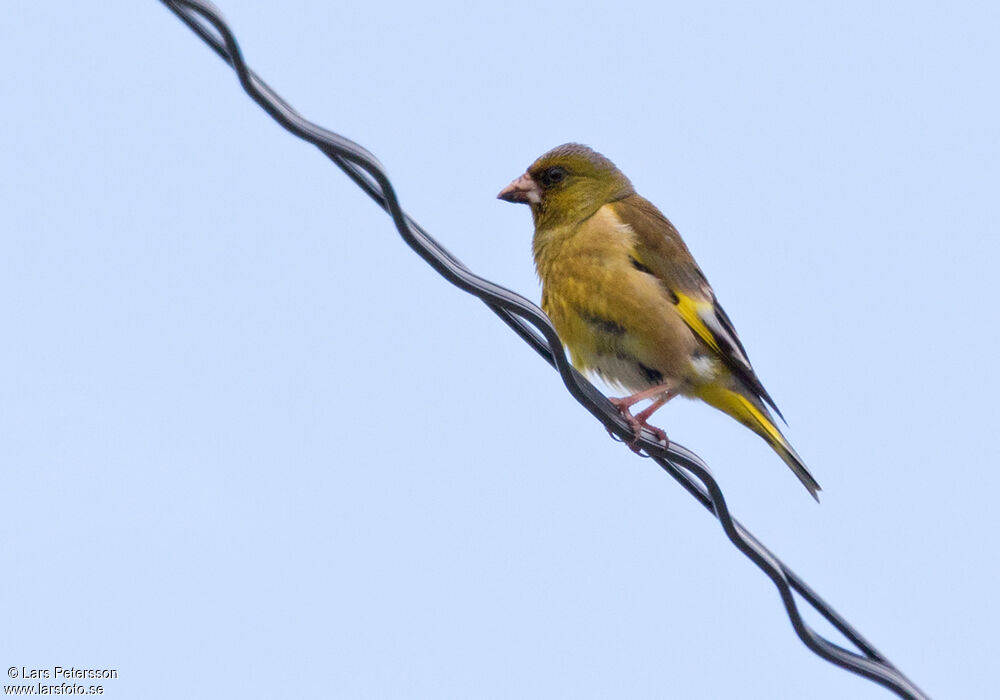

{"left": 608, "top": 397, "right": 669, "bottom": 453}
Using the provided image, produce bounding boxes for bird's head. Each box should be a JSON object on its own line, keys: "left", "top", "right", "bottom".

{"left": 497, "top": 143, "right": 634, "bottom": 229}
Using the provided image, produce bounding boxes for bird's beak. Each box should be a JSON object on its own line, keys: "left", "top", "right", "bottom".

{"left": 497, "top": 172, "right": 541, "bottom": 205}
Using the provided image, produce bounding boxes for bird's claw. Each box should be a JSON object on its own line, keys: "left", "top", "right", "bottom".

{"left": 608, "top": 398, "right": 669, "bottom": 454}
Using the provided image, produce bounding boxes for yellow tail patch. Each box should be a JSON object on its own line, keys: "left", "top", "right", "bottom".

{"left": 695, "top": 384, "right": 786, "bottom": 449}
{"left": 692, "top": 363, "right": 821, "bottom": 500}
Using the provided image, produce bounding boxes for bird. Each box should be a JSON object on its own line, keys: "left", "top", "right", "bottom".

{"left": 497, "top": 143, "right": 820, "bottom": 500}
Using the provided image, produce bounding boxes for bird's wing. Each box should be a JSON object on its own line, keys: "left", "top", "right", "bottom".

{"left": 610, "top": 195, "right": 785, "bottom": 421}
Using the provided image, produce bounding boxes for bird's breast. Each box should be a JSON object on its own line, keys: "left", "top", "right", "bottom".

{"left": 534, "top": 206, "right": 706, "bottom": 393}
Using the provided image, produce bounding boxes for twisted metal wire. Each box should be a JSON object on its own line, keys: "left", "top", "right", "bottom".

{"left": 158, "top": 2, "right": 930, "bottom": 697}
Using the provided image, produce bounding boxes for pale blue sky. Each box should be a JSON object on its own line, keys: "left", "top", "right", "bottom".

{"left": 2, "top": 1, "right": 998, "bottom": 698}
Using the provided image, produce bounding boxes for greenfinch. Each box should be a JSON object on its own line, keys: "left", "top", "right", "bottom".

{"left": 498, "top": 143, "right": 820, "bottom": 500}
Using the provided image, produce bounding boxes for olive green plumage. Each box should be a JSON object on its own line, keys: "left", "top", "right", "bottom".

{"left": 498, "top": 143, "right": 820, "bottom": 500}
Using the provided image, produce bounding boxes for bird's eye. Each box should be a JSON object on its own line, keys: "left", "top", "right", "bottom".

{"left": 540, "top": 166, "right": 567, "bottom": 187}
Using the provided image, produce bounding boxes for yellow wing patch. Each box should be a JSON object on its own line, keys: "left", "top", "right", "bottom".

{"left": 672, "top": 291, "right": 722, "bottom": 355}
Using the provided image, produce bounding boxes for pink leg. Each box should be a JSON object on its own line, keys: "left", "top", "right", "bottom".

{"left": 609, "top": 386, "right": 676, "bottom": 450}
{"left": 610, "top": 383, "right": 674, "bottom": 411}
{"left": 634, "top": 395, "right": 670, "bottom": 425}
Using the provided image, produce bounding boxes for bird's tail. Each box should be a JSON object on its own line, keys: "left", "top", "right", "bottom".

{"left": 695, "top": 383, "right": 821, "bottom": 501}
